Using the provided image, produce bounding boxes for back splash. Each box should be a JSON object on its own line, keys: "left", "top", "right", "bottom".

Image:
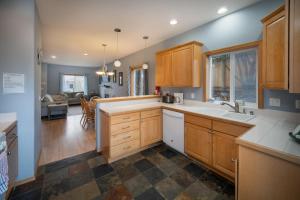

{"left": 161, "top": 87, "right": 300, "bottom": 113}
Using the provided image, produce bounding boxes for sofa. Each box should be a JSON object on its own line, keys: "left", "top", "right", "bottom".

{"left": 41, "top": 94, "right": 68, "bottom": 117}
{"left": 63, "top": 92, "right": 84, "bottom": 105}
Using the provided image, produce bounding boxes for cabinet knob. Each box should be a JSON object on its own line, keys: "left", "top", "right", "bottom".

{"left": 7, "top": 151, "right": 11, "bottom": 156}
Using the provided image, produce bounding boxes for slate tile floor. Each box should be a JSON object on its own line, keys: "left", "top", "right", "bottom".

{"left": 9, "top": 144, "right": 235, "bottom": 200}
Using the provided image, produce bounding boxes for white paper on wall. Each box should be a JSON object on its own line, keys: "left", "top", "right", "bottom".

{"left": 3, "top": 73, "right": 25, "bottom": 94}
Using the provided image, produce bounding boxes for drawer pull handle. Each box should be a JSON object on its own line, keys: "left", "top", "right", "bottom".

{"left": 122, "top": 126, "right": 130, "bottom": 129}
{"left": 123, "top": 146, "right": 131, "bottom": 150}
{"left": 123, "top": 136, "right": 131, "bottom": 140}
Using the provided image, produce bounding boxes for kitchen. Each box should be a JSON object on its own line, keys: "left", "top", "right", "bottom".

{"left": 1, "top": 0, "right": 300, "bottom": 199}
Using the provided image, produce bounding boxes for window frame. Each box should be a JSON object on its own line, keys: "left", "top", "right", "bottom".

{"left": 203, "top": 41, "right": 263, "bottom": 108}
{"left": 62, "top": 74, "right": 86, "bottom": 93}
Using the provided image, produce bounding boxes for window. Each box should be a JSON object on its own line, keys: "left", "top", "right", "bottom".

{"left": 208, "top": 47, "right": 258, "bottom": 107}
{"left": 62, "top": 75, "right": 86, "bottom": 93}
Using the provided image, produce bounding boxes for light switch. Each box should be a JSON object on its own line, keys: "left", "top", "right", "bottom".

{"left": 269, "top": 98, "right": 280, "bottom": 107}
{"left": 296, "top": 100, "right": 300, "bottom": 109}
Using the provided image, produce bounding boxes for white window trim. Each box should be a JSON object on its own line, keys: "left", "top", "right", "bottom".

{"left": 207, "top": 47, "right": 258, "bottom": 109}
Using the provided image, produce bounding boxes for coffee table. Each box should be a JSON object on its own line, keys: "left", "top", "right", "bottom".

{"left": 47, "top": 103, "right": 68, "bottom": 120}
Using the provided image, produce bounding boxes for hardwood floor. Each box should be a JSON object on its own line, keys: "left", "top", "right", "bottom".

{"left": 39, "top": 115, "right": 96, "bottom": 166}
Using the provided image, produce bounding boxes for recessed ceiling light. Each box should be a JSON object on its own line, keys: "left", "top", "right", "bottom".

{"left": 217, "top": 7, "right": 228, "bottom": 14}
{"left": 51, "top": 55, "right": 56, "bottom": 59}
{"left": 83, "top": 53, "right": 88, "bottom": 56}
{"left": 170, "top": 19, "right": 178, "bottom": 25}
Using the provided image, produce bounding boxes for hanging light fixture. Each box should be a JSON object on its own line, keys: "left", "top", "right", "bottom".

{"left": 96, "top": 44, "right": 114, "bottom": 76}
{"left": 113, "top": 28, "right": 122, "bottom": 67}
{"left": 142, "top": 36, "right": 149, "bottom": 69}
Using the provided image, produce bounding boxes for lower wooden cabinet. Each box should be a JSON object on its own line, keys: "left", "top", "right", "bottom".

{"left": 185, "top": 122, "right": 212, "bottom": 165}
{"left": 184, "top": 114, "right": 250, "bottom": 181}
{"left": 212, "top": 131, "right": 238, "bottom": 178}
{"left": 141, "top": 115, "right": 162, "bottom": 147}
{"left": 101, "top": 109, "right": 162, "bottom": 163}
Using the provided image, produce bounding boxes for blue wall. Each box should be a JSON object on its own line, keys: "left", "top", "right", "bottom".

{"left": 108, "top": 0, "right": 299, "bottom": 112}
{"left": 45, "top": 63, "right": 99, "bottom": 95}
{"left": 0, "top": 0, "right": 37, "bottom": 180}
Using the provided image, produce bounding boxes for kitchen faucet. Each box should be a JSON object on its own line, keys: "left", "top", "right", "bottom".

{"left": 221, "top": 101, "right": 240, "bottom": 113}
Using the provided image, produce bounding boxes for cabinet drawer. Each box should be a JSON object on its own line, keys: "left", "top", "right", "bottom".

{"left": 110, "top": 129, "right": 140, "bottom": 146}
{"left": 111, "top": 120, "right": 140, "bottom": 135}
{"left": 110, "top": 139, "right": 140, "bottom": 158}
{"left": 212, "top": 120, "right": 249, "bottom": 137}
{"left": 185, "top": 114, "right": 212, "bottom": 129}
{"left": 111, "top": 112, "right": 140, "bottom": 125}
{"left": 141, "top": 109, "right": 161, "bottom": 119}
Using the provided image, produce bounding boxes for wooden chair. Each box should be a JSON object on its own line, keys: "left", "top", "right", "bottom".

{"left": 82, "top": 99, "right": 95, "bottom": 128}
{"left": 80, "top": 98, "right": 86, "bottom": 125}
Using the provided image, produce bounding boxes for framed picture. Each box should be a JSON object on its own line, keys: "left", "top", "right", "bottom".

{"left": 113, "top": 70, "right": 117, "bottom": 83}
{"left": 118, "top": 72, "right": 123, "bottom": 86}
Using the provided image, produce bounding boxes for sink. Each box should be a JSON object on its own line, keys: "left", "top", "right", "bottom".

{"left": 222, "top": 112, "right": 255, "bottom": 121}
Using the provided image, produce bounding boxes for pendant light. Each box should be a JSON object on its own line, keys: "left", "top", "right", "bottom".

{"left": 113, "top": 28, "right": 122, "bottom": 67}
{"left": 96, "top": 44, "right": 114, "bottom": 76}
{"left": 142, "top": 36, "right": 149, "bottom": 69}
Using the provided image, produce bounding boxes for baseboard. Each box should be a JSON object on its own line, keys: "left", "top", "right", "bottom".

{"left": 15, "top": 176, "right": 36, "bottom": 187}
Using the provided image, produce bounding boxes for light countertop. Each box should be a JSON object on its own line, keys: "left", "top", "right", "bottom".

{"left": 0, "top": 113, "right": 17, "bottom": 134}
{"left": 99, "top": 100, "right": 300, "bottom": 165}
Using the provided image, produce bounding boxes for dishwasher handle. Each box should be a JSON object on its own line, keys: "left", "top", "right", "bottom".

{"left": 163, "top": 109, "right": 184, "bottom": 119}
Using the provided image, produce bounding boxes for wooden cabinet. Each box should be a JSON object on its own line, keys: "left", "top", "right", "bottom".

{"left": 184, "top": 114, "right": 250, "bottom": 181}
{"left": 172, "top": 46, "right": 193, "bottom": 86}
{"left": 101, "top": 109, "right": 162, "bottom": 163}
{"left": 212, "top": 131, "right": 237, "bottom": 178}
{"left": 141, "top": 115, "right": 162, "bottom": 147}
{"left": 185, "top": 123, "right": 212, "bottom": 165}
{"left": 287, "top": 0, "right": 300, "bottom": 93}
{"left": 101, "top": 111, "right": 141, "bottom": 162}
{"left": 262, "top": 6, "right": 288, "bottom": 90}
{"left": 155, "top": 51, "right": 172, "bottom": 86}
{"left": 155, "top": 41, "right": 202, "bottom": 87}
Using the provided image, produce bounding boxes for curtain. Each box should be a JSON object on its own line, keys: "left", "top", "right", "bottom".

{"left": 84, "top": 74, "right": 88, "bottom": 95}
{"left": 59, "top": 73, "right": 64, "bottom": 94}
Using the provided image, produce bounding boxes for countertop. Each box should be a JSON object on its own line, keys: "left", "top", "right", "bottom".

{"left": 99, "top": 100, "right": 300, "bottom": 165}
{"left": 0, "top": 113, "right": 17, "bottom": 134}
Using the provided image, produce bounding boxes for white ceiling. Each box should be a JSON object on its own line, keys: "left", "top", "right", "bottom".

{"left": 36, "top": 0, "right": 261, "bottom": 67}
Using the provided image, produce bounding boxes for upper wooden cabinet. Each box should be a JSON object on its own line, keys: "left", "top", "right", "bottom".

{"left": 155, "top": 41, "right": 202, "bottom": 87}
{"left": 287, "top": 0, "right": 300, "bottom": 93}
{"left": 156, "top": 51, "right": 172, "bottom": 86}
{"left": 262, "top": 3, "right": 300, "bottom": 93}
{"left": 262, "top": 6, "right": 288, "bottom": 90}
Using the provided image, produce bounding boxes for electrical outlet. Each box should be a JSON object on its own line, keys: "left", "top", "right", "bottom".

{"left": 190, "top": 92, "right": 195, "bottom": 99}
{"left": 296, "top": 100, "right": 300, "bottom": 109}
{"left": 269, "top": 98, "right": 281, "bottom": 107}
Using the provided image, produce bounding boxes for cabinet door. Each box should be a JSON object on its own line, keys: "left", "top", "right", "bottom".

{"left": 172, "top": 46, "right": 193, "bottom": 87}
{"left": 185, "top": 123, "right": 212, "bottom": 165}
{"left": 263, "top": 8, "right": 288, "bottom": 89}
{"left": 288, "top": 0, "right": 300, "bottom": 93}
{"left": 155, "top": 51, "right": 172, "bottom": 86}
{"left": 8, "top": 138, "right": 18, "bottom": 188}
{"left": 212, "top": 131, "right": 237, "bottom": 178}
{"left": 141, "top": 116, "right": 162, "bottom": 147}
